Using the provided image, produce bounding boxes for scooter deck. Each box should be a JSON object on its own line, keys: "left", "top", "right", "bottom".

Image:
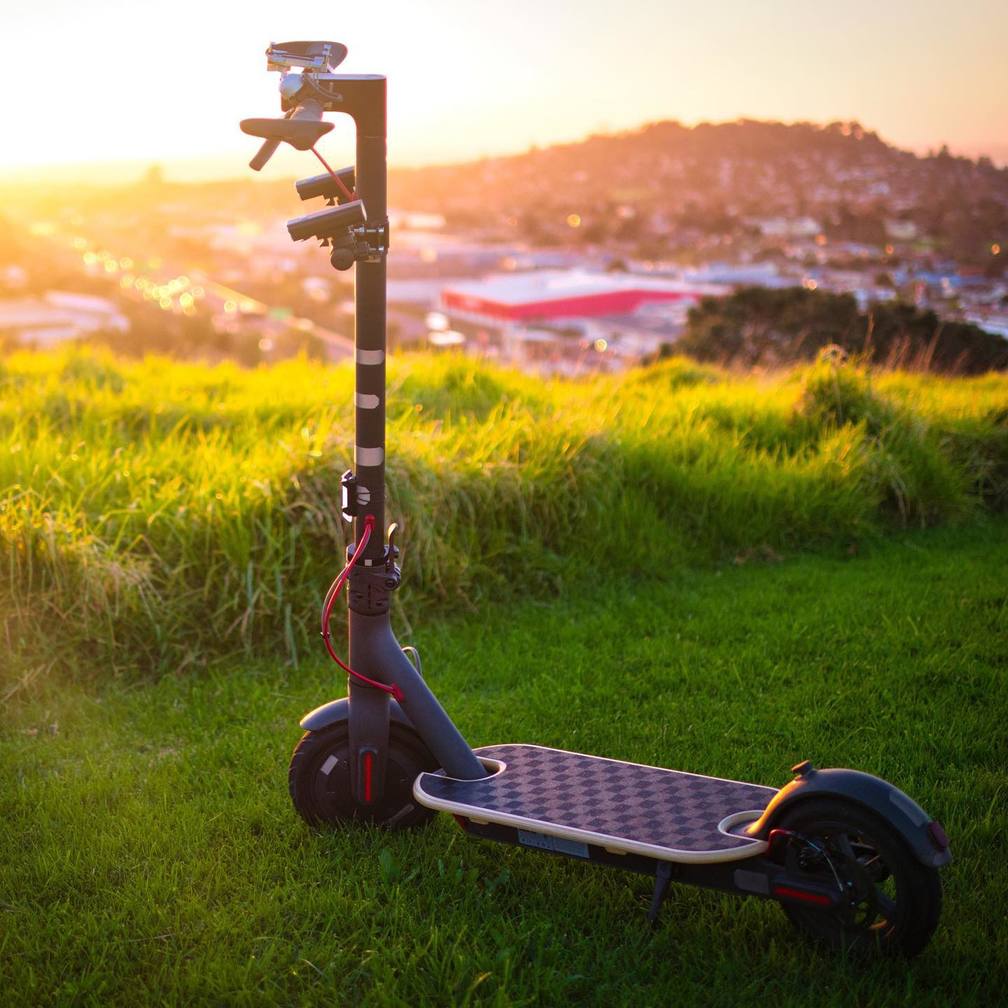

{"left": 414, "top": 744, "right": 778, "bottom": 864}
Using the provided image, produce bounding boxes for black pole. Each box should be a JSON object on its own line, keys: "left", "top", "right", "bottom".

{"left": 350, "top": 77, "right": 388, "bottom": 563}
{"left": 340, "top": 74, "right": 486, "bottom": 785}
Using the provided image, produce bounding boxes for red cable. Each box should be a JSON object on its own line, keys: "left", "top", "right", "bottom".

{"left": 311, "top": 146, "right": 355, "bottom": 202}
{"left": 320, "top": 515, "right": 404, "bottom": 702}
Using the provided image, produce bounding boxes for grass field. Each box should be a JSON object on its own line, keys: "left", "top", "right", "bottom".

{"left": 2, "top": 349, "right": 1006, "bottom": 686}
{"left": 2, "top": 521, "right": 1007, "bottom": 1006}
{"left": 2, "top": 349, "right": 1007, "bottom": 1005}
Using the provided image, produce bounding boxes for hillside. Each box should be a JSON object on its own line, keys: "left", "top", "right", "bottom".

{"left": 389, "top": 119, "right": 1008, "bottom": 263}
{"left": 2, "top": 348, "right": 1006, "bottom": 684}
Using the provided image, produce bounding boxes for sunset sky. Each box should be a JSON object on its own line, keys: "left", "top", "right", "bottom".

{"left": 3, "top": 0, "right": 1006, "bottom": 181}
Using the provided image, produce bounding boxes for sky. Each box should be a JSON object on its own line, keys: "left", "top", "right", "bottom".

{"left": 1, "top": 0, "right": 1006, "bottom": 182}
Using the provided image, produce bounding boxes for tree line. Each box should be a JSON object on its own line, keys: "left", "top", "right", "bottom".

{"left": 670, "top": 286, "right": 1008, "bottom": 373}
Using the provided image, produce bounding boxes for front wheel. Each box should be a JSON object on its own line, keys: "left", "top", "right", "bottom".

{"left": 776, "top": 798, "right": 942, "bottom": 957}
{"left": 289, "top": 720, "right": 438, "bottom": 830}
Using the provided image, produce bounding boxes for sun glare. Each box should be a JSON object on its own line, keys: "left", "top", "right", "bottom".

{"left": 1, "top": 0, "right": 1006, "bottom": 182}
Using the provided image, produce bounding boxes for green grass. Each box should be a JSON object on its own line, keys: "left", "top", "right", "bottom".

{"left": 2, "top": 348, "right": 1007, "bottom": 685}
{"left": 2, "top": 522, "right": 1006, "bottom": 1006}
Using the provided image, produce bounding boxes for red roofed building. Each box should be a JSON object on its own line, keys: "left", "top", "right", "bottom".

{"left": 441, "top": 270, "right": 718, "bottom": 323}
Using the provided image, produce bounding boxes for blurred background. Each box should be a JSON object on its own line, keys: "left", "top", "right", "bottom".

{"left": 2, "top": 0, "right": 1006, "bottom": 372}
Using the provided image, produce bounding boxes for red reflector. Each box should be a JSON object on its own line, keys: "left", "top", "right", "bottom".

{"left": 363, "top": 751, "right": 373, "bottom": 804}
{"left": 928, "top": 821, "right": 949, "bottom": 850}
{"left": 773, "top": 885, "right": 834, "bottom": 907}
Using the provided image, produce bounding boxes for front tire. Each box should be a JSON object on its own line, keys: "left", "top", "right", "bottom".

{"left": 289, "top": 720, "right": 438, "bottom": 830}
{"left": 776, "top": 798, "right": 942, "bottom": 957}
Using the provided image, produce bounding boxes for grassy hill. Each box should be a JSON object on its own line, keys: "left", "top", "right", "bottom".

{"left": 2, "top": 348, "right": 1006, "bottom": 687}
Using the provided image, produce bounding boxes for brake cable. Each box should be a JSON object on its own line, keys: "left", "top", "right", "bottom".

{"left": 278, "top": 72, "right": 356, "bottom": 202}
{"left": 320, "top": 514, "right": 403, "bottom": 701}
{"left": 310, "top": 145, "right": 355, "bottom": 201}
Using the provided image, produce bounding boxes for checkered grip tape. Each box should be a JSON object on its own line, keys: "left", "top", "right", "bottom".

{"left": 419, "top": 745, "right": 777, "bottom": 853}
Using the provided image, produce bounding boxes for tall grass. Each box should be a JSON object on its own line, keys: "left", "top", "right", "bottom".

{"left": 1, "top": 348, "right": 1006, "bottom": 684}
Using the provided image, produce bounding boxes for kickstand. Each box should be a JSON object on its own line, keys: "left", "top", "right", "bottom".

{"left": 647, "top": 862, "right": 673, "bottom": 926}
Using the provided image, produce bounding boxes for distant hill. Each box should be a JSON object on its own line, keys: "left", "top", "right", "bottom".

{"left": 389, "top": 119, "right": 1008, "bottom": 265}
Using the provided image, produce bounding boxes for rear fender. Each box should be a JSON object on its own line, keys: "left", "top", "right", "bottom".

{"left": 747, "top": 766, "right": 951, "bottom": 869}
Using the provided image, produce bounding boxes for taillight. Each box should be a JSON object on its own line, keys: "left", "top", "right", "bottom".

{"left": 772, "top": 884, "right": 836, "bottom": 907}
{"left": 928, "top": 821, "right": 950, "bottom": 851}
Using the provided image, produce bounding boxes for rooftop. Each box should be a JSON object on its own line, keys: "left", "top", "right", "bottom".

{"left": 442, "top": 270, "right": 720, "bottom": 321}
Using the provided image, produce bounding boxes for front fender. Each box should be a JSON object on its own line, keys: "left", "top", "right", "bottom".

{"left": 299, "top": 695, "right": 417, "bottom": 733}
{"left": 747, "top": 766, "right": 951, "bottom": 869}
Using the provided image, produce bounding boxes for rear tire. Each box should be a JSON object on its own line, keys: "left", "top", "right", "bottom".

{"left": 289, "top": 720, "right": 438, "bottom": 830}
{"left": 776, "top": 798, "right": 942, "bottom": 957}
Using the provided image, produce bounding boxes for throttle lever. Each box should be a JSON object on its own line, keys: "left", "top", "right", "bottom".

{"left": 249, "top": 139, "right": 280, "bottom": 172}
{"left": 247, "top": 108, "right": 293, "bottom": 172}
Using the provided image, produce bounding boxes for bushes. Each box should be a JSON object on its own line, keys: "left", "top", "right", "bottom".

{"left": 800, "top": 356, "right": 976, "bottom": 524}
{"left": 1, "top": 348, "right": 1006, "bottom": 683}
{"left": 676, "top": 286, "right": 1008, "bottom": 373}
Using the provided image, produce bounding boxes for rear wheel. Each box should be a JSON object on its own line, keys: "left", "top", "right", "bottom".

{"left": 776, "top": 798, "right": 942, "bottom": 957}
{"left": 289, "top": 720, "right": 438, "bottom": 830}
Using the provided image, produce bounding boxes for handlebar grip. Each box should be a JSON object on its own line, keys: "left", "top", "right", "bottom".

{"left": 250, "top": 138, "right": 281, "bottom": 172}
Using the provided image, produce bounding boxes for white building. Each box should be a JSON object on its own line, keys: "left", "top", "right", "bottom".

{"left": 437, "top": 270, "right": 723, "bottom": 374}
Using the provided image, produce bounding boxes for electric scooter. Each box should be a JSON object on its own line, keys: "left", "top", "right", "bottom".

{"left": 241, "top": 40, "right": 951, "bottom": 957}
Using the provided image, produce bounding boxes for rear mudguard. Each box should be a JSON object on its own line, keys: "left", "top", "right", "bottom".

{"left": 746, "top": 766, "right": 951, "bottom": 869}
{"left": 300, "top": 695, "right": 415, "bottom": 733}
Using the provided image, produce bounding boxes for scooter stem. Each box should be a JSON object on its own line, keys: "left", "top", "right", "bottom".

{"left": 342, "top": 75, "right": 486, "bottom": 782}
{"left": 348, "top": 77, "right": 387, "bottom": 563}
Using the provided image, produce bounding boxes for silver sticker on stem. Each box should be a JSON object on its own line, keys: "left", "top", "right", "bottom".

{"left": 356, "top": 446, "right": 384, "bottom": 466}
{"left": 356, "top": 393, "right": 380, "bottom": 409}
{"left": 357, "top": 349, "right": 385, "bottom": 365}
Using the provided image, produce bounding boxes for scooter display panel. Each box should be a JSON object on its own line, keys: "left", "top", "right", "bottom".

{"left": 414, "top": 744, "right": 778, "bottom": 863}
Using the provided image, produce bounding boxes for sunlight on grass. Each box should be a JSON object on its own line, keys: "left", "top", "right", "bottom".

{"left": 1, "top": 348, "right": 1005, "bottom": 683}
